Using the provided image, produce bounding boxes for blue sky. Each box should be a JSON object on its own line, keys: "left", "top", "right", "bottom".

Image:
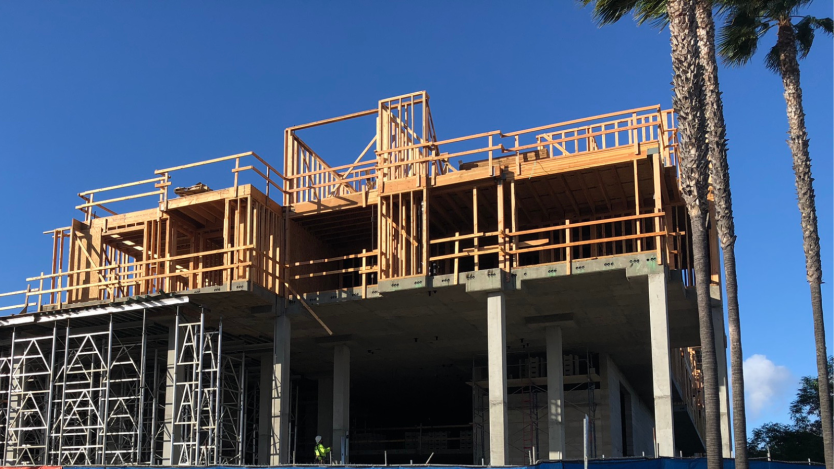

{"left": 0, "top": 1, "right": 830, "bottom": 434}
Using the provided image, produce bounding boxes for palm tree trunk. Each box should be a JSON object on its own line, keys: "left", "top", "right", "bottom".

{"left": 694, "top": 2, "right": 748, "bottom": 467}
{"left": 776, "top": 20, "right": 834, "bottom": 469}
{"left": 668, "top": 1, "right": 723, "bottom": 467}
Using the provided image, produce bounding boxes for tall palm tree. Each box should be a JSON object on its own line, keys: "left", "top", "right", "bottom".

{"left": 719, "top": 3, "right": 833, "bottom": 468}
{"left": 582, "top": 0, "right": 735, "bottom": 466}
{"left": 666, "top": 2, "right": 724, "bottom": 466}
{"left": 694, "top": 3, "right": 749, "bottom": 468}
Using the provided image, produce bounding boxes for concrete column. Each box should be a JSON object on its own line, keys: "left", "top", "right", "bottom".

{"left": 258, "top": 354, "right": 272, "bottom": 463}
{"left": 258, "top": 314, "right": 291, "bottom": 464}
{"left": 162, "top": 321, "right": 181, "bottom": 465}
{"left": 546, "top": 326, "right": 565, "bottom": 460}
{"left": 487, "top": 291, "right": 508, "bottom": 465}
{"left": 317, "top": 376, "right": 334, "bottom": 449}
{"left": 711, "top": 303, "right": 732, "bottom": 457}
{"left": 648, "top": 271, "right": 675, "bottom": 456}
{"left": 332, "top": 345, "right": 350, "bottom": 464}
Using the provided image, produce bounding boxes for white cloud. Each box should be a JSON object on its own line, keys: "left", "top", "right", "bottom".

{"left": 743, "top": 354, "right": 793, "bottom": 418}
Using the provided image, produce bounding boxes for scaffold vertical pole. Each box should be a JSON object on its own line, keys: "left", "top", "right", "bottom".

{"left": 137, "top": 309, "right": 147, "bottom": 463}
{"left": 214, "top": 317, "right": 223, "bottom": 464}
{"left": 101, "top": 315, "right": 114, "bottom": 464}
{"left": 195, "top": 308, "right": 205, "bottom": 463}
{"left": 3, "top": 327, "right": 15, "bottom": 466}
{"left": 239, "top": 352, "right": 246, "bottom": 464}
{"left": 44, "top": 322, "right": 57, "bottom": 464}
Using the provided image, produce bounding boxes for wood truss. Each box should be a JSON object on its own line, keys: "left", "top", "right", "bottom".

{"left": 0, "top": 91, "right": 723, "bottom": 314}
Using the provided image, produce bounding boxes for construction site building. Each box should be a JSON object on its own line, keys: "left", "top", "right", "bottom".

{"left": 0, "top": 92, "right": 731, "bottom": 466}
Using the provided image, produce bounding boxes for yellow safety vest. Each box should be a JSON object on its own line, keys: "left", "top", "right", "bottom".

{"left": 315, "top": 443, "right": 330, "bottom": 458}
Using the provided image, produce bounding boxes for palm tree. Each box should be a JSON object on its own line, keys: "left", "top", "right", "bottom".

{"left": 582, "top": 1, "right": 735, "bottom": 466}
{"left": 693, "top": 3, "right": 749, "bottom": 468}
{"left": 666, "top": 3, "right": 724, "bottom": 466}
{"left": 719, "top": 3, "right": 833, "bottom": 468}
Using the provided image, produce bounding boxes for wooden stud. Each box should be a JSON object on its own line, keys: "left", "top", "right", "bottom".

{"left": 473, "top": 187, "right": 479, "bottom": 271}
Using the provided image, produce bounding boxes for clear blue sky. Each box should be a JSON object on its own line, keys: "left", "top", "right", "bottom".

{"left": 0, "top": 1, "right": 830, "bottom": 434}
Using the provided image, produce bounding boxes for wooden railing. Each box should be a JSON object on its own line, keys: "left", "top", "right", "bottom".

{"left": 291, "top": 249, "right": 379, "bottom": 298}
{"left": 426, "top": 212, "right": 669, "bottom": 278}
{"left": 285, "top": 132, "right": 377, "bottom": 204}
{"left": 287, "top": 105, "right": 676, "bottom": 197}
{"left": 75, "top": 151, "right": 286, "bottom": 220}
{"left": 671, "top": 347, "right": 706, "bottom": 444}
{"left": 6, "top": 245, "right": 261, "bottom": 312}
{"left": 155, "top": 151, "right": 286, "bottom": 205}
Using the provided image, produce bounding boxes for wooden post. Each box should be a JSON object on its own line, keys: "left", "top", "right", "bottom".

{"left": 409, "top": 193, "right": 415, "bottom": 276}
{"left": 653, "top": 152, "right": 664, "bottom": 264}
{"left": 497, "top": 176, "right": 506, "bottom": 271}
{"left": 488, "top": 136, "right": 494, "bottom": 176}
{"left": 453, "top": 232, "right": 460, "bottom": 285}
{"left": 361, "top": 249, "right": 367, "bottom": 299}
{"left": 422, "top": 187, "right": 429, "bottom": 275}
{"left": 510, "top": 180, "right": 518, "bottom": 269}
{"left": 473, "top": 187, "right": 479, "bottom": 271}
{"left": 634, "top": 160, "right": 642, "bottom": 252}
{"left": 565, "top": 221, "right": 572, "bottom": 275}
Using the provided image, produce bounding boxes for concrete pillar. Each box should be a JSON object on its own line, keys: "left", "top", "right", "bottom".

{"left": 332, "top": 345, "right": 350, "bottom": 464}
{"left": 648, "top": 271, "right": 675, "bottom": 456}
{"left": 162, "top": 320, "right": 181, "bottom": 465}
{"left": 487, "top": 291, "right": 508, "bottom": 465}
{"left": 546, "top": 326, "right": 565, "bottom": 460}
{"left": 711, "top": 302, "right": 732, "bottom": 457}
{"left": 317, "top": 376, "right": 334, "bottom": 449}
{"left": 258, "top": 314, "right": 291, "bottom": 464}
{"left": 257, "top": 354, "right": 272, "bottom": 463}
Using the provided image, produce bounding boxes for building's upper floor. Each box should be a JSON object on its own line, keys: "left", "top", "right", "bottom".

{"left": 0, "top": 91, "right": 722, "bottom": 314}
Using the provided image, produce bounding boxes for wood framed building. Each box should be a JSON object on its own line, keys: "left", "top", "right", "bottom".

{"left": 0, "top": 92, "right": 730, "bottom": 466}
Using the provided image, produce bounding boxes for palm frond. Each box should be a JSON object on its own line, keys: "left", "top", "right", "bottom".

{"left": 764, "top": 43, "right": 781, "bottom": 72}
{"left": 582, "top": 0, "right": 642, "bottom": 26}
{"left": 634, "top": 0, "right": 668, "bottom": 28}
{"left": 812, "top": 16, "right": 833, "bottom": 35}
{"left": 718, "top": 7, "right": 769, "bottom": 67}
{"left": 794, "top": 16, "right": 816, "bottom": 59}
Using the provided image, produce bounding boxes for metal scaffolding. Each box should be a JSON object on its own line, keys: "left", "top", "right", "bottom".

{"left": 0, "top": 304, "right": 260, "bottom": 467}
{"left": 5, "top": 325, "right": 59, "bottom": 466}
{"left": 171, "top": 310, "right": 246, "bottom": 466}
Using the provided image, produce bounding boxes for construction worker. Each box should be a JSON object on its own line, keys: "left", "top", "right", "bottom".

{"left": 314, "top": 435, "right": 331, "bottom": 463}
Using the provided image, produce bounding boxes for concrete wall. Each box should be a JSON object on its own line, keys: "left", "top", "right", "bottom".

{"left": 486, "top": 355, "right": 655, "bottom": 464}
{"left": 600, "top": 354, "right": 655, "bottom": 458}
{"left": 507, "top": 391, "right": 549, "bottom": 464}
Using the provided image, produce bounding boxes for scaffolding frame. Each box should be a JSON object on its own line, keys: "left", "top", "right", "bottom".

{"left": 171, "top": 310, "right": 246, "bottom": 466}
{"left": 5, "top": 325, "right": 59, "bottom": 466}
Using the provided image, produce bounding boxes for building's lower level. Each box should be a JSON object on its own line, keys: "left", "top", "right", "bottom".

{"left": 0, "top": 254, "right": 731, "bottom": 467}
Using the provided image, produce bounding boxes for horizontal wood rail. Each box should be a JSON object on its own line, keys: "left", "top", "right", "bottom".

{"left": 507, "top": 230, "right": 666, "bottom": 255}
{"left": 430, "top": 246, "right": 500, "bottom": 262}
{"left": 293, "top": 266, "right": 377, "bottom": 280}
{"left": 25, "top": 245, "right": 254, "bottom": 281}
{"left": 507, "top": 212, "right": 664, "bottom": 237}
{"left": 502, "top": 105, "right": 661, "bottom": 137}
{"left": 430, "top": 231, "right": 500, "bottom": 245}
{"left": 1, "top": 245, "right": 261, "bottom": 314}
{"left": 74, "top": 151, "right": 288, "bottom": 222}
{"left": 79, "top": 177, "right": 167, "bottom": 197}
{"left": 293, "top": 250, "right": 379, "bottom": 267}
